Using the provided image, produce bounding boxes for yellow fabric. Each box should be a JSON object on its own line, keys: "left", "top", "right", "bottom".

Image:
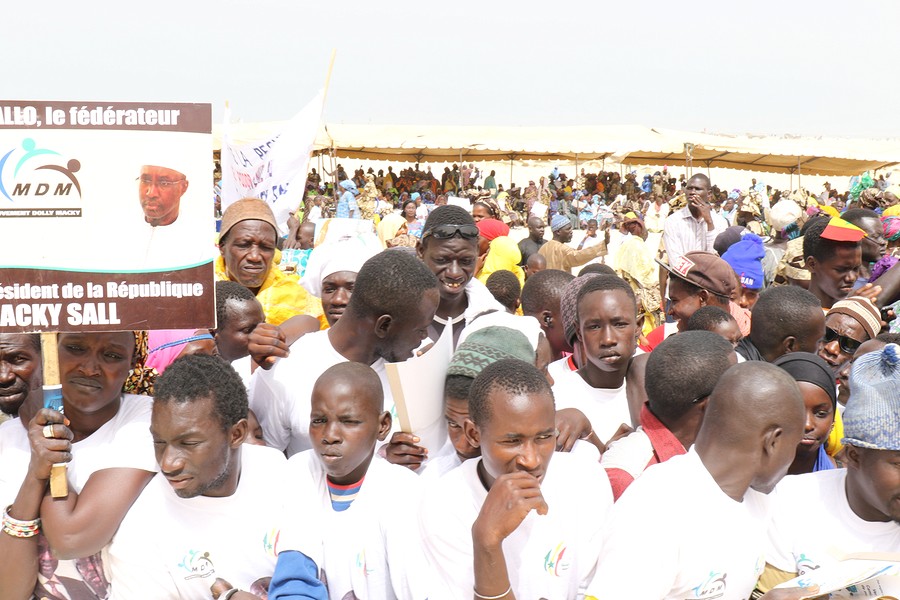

{"left": 477, "top": 236, "right": 525, "bottom": 288}
{"left": 825, "top": 403, "right": 844, "bottom": 457}
{"left": 819, "top": 204, "right": 840, "bottom": 218}
{"left": 377, "top": 213, "right": 408, "bottom": 248}
{"left": 215, "top": 255, "right": 326, "bottom": 328}
{"left": 883, "top": 203, "right": 900, "bottom": 217}
{"left": 755, "top": 563, "right": 798, "bottom": 594}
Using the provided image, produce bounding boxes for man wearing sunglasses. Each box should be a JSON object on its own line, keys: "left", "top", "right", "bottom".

{"left": 819, "top": 295, "right": 880, "bottom": 376}
{"left": 417, "top": 205, "right": 504, "bottom": 348}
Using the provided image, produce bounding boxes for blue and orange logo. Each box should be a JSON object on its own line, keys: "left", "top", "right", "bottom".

{"left": 0, "top": 138, "right": 81, "bottom": 201}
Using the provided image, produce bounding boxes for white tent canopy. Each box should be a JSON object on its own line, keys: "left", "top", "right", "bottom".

{"left": 212, "top": 123, "right": 900, "bottom": 177}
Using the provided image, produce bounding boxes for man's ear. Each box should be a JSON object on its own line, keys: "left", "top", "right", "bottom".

{"left": 540, "top": 310, "right": 553, "bottom": 331}
{"left": 697, "top": 289, "right": 710, "bottom": 307}
{"left": 635, "top": 313, "right": 645, "bottom": 337}
{"left": 761, "top": 425, "right": 784, "bottom": 462}
{"left": 463, "top": 418, "right": 481, "bottom": 449}
{"left": 844, "top": 444, "right": 862, "bottom": 470}
{"left": 230, "top": 419, "right": 249, "bottom": 448}
{"left": 805, "top": 255, "right": 818, "bottom": 275}
{"left": 416, "top": 240, "right": 425, "bottom": 260}
{"left": 377, "top": 411, "right": 392, "bottom": 442}
{"left": 782, "top": 335, "right": 798, "bottom": 354}
{"left": 374, "top": 314, "right": 393, "bottom": 339}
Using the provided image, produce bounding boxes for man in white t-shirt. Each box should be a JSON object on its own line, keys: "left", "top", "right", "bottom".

{"left": 106, "top": 355, "right": 326, "bottom": 600}
{"left": 601, "top": 331, "right": 736, "bottom": 500}
{"left": 552, "top": 274, "right": 639, "bottom": 447}
{"left": 421, "top": 358, "right": 613, "bottom": 600}
{"left": 250, "top": 249, "right": 440, "bottom": 456}
{"left": 585, "top": 361, "right": 815, "bottom": 600}
{"left": 760, "top": 344, "right": 900, "bottom": 593}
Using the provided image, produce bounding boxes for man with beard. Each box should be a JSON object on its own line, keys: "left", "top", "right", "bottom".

{"left": 538, "top": 214, "right": 608, "bottom": 272}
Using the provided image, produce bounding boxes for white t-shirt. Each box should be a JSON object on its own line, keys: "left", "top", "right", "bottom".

{"left": 278, "top": 450, "right": 428, "bottom": 600}
{"left": 420, "top": 452, "right": 612, "bottom": 600}
{"left": 551, "top": 368, "right": 631, "bottom": 445}
{"left": 0, "top": 395, "right": 156, "bottom": 600}
{"left": 250, "top": 330, "right": 394, "bottom": 456}
{"left": 106, "top": 444, "right": 287, "bottom": 599}
{"left": 765, "top": 468, "right": 900, "bottom": 575}
{"left": 230, "top": 355, "right": 253, "bottom": 390}
{"left": 585, "top": 448, "right": 769, "bottom": 600}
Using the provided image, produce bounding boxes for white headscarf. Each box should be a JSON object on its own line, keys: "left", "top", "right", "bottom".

{"left": 300, "top": 233, "right": 381, "bottom": 297}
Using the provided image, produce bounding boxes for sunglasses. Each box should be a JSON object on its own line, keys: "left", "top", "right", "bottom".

{"left": 824, "top": 326, "right": 863, "bottom": 354}
{"left": 422, "top": 224, "right": 480, "bottom": 241}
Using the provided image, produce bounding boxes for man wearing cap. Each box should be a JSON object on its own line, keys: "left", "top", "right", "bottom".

{"left": 217, "top": 198, "right": 326, "bottom": 327}
{"left": 803, "top": 216, "right": 870, "bottom": 310}
{"left": 132, "top": 164, "right": 213, "bottom": 269}
{"left": 641, "top": 251, "right": 736, "bottom": 351}
{"left": 662, "top": 174, "right": 727, "bottom": 265}
{"left": 758, "top": 344, "right": 900, "bottom": 594}
{"left": 722, "top": 232, "right": 765, "bottom": 312}
{"left": 538, "top": 214, "right": 609, "bottom": 273}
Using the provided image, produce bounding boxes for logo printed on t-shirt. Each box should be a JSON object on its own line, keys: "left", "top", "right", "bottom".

{"left": 795, "top": 553, "right": 821, "bottom": 576}
{"left": 263, "top": 528, "right": 280, "bottom": 558}
{"left": 178, "top": 549, "right": 215, "bottom": 580}
{"left": 543, "top": 542, "right": 571, "bottom": 577}
{"left": 687, "top": 570, "right": 727, "bottom": 599}
{"left": 355, "top": 550, "right": 375, "bottom": 576}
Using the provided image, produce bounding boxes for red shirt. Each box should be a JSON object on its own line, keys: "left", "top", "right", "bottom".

{"left": 603, "top": 403, "right": 687, "bottom": 501}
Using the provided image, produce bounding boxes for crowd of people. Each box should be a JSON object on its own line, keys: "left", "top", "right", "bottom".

{"left": 2, "top": 163, "right": 900, "bottom": 600}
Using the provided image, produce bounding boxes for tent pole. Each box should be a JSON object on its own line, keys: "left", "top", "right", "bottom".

{"left": 509, "top": 157, "right": 513, "bottom": 188}
{"left": 797, "top": 156, "right": 802, "bottom": 191}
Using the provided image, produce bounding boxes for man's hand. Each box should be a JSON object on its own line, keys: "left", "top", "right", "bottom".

{"left": 690, "top": 198, "right": 713, "bottom": 226}
{"left": 855, "top": 282, "right": 882, "bottom": 306}
{"left": 383, "top": 432, "right": 427, "bottom": 471}
{"left": 472, "top": 472, "right": 547, "bottom": 548}
{"left": 555, "top": 408, "right": 591, "bottom": 452}
{"left": 248, "top": 323, "right": 289, "bottom": 370}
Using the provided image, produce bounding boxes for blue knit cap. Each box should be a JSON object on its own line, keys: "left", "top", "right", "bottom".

{"left": 550, "top": 214, "right": 570, "bottom": 232}
{"left": 721, "top": 233, "right": 765, "bottom": 290}
{"left": 843, "top": 343, "right": 900, "bottom": 451}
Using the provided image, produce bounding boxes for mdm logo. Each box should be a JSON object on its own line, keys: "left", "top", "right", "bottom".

{"left": 0, "top": 138, "right": 81, "bottom": 201}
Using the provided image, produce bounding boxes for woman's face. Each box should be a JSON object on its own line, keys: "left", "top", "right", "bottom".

{"left": 472, "top": 204, "right": 491, "bottom": 223}
{"left": 795, "top": 381, "right": 834, "bottom": 457}
{"left": 403, "top": 202, "right": 417, "bottom": 219}
{"left": 59, "top": 331, "right": 134, "bottom": 417}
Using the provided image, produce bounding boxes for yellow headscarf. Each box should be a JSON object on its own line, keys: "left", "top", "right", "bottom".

{"left": 477, "top": 236, "right": 525, "bottom": 288}
{"left": 377, "top": 213, "right": 408, "bottom": 248}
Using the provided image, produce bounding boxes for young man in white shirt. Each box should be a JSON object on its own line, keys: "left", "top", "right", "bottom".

{"left": 585, "top": 361, "right": 816, "bottom": 600}
{"left": 760, "top": 344, "right": 900, "bottom": 593}
{"left": 421, "top": 358, "right": 613, "bottom": 600}
{"left": 250, "top": 250, "right": 440, "bottom": 456}
{"left": 551, "top": 275, "right": 639, "bottom": 447}
{"left": 106, "top": 354, "right": 323, "bottom": 600}
{"left": 271, "top": 362, "right": 428, "bottom": 600}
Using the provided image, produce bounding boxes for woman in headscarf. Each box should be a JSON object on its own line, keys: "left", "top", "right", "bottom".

{"left": 0, "top": 332, "right": 157, "bottom": 599}
{"left": 300, "top": 234, "right": 381, "bottom": 327}
{"left": 476, "top": 236, "right": 525, "bottom": 289}
{"left": 145, "top": 329, "right": 217, "bottom": 374}
{"left": 773, "top": 352, "right": 838, "bottom": 474}
{"left": 375, "top": 212, "right": 416, "bottom": 249}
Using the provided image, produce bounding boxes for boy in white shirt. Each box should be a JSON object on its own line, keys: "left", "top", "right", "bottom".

{"left": 271, "top": 362, "right": 427, "bottom": 600}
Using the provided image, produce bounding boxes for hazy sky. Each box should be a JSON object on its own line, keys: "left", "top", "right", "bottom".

{"left": 7, "top": 0, "right": 900, "bottom": 139}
